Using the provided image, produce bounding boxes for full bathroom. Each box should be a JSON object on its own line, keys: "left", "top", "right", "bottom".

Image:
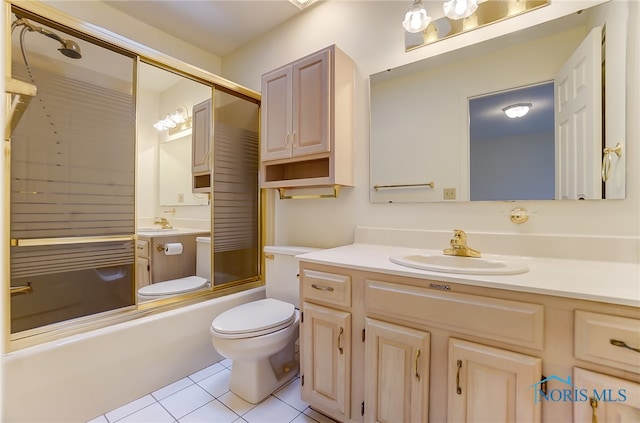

{"left": 1, "top": 0, "right": 639, "bottom": 422}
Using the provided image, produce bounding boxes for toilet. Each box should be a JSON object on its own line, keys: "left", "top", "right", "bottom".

{"left": 137, "top": 236, "right": 211, "bottom": 301}
{"left": 210, "top": 245, "right": 319, "bottom": 404}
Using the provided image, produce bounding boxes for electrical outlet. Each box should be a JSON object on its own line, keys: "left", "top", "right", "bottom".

{"left": 443, "top": 188, "right": 456, "bottom": 200}
{"left": 177, "top": 193, "right": 184, "bottom": 203}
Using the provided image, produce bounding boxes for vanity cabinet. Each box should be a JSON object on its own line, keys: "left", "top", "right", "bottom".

{"left": 572, "top": 311, "right": 640, "bottom": 422}
{"left": 364, "top": 318, "right": 430, "bottom": 423}
{"left": 298, "top": 260, "right": 640, "bottom": 423}
{"left": 448, "top": 338, "right": 541, "bottom": 423}
{"left": 192, "top": 99, "right": 211, "bottom": 192}
{"left": 260, "top": 45, "right": 354, "bottom": 189}
{"left": 300, "top": 267, "right": 357, "bottom": 422}
{"left": 135, "top": 239, "right": 151, "bottom": 289}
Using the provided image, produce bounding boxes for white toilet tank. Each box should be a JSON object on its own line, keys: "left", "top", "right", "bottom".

{"left": 196, "top": 236, "right": 211, "bottom": 281}
{"left": 264, "top": 246, "right": 320, "bottom": 307}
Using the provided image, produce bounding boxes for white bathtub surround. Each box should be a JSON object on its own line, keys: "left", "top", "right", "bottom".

{"left": 296, "top": 227, "right": 640, "bottom": 307}
{"left": 3, "top": 287, "right": 265, "bottom": 423}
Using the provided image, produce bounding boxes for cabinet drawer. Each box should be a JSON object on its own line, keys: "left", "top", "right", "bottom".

{"left": 136, "top": 240, "right": 149, "bottom": 258}
{"left": 365, "top": 279, "right": 544, "bottom": 350}
{"left": 575, "top": 310, "right": 640, "bottom": 373}
{"left": 302, "top": 269, "right": 351, "bottom": 307}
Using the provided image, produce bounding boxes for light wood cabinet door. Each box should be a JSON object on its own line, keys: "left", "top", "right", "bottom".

{"left": 364, "top": 318, "right": 430, "bottom": 423}
{"left": 135, "top": 256, "right": 150, "bottom": 290}
{"left": 192, "top": 99, "right": 211, "bottom": 174}
{"left": 573, "top": 368, "right": 640, "bottom": 423}
{"left": 291, "top": 47, "right": 330, "bottom": 157}
{"left": 301, "top": 302, "right": 351, "bottom": 420}
{"left": 261, "top": 66, "right": 293, "bottom": 161}
{"left": 448, "top": 338, "right": 541, "bottom": 423}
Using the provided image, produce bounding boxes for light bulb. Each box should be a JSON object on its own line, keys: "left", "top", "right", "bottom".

{"left": 443, "top": 0, "right": 478, "bottom": 20}
{"left": 402, "top": 0, "right": 432, "bottom": 33}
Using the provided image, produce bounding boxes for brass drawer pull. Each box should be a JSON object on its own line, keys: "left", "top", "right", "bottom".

{"left": 311, "top": 284, "right": 334, "bottom": 292}
{"left": 456, "top": 359, "right": 462, "bottom": 394}
{"left": 415, "top": 349, "right": 421, "bottom": 381}
{"left": 338, "top": 327, "right": 344, "bottom": 355}
{"left": 610, "top": 338, "right": 640, "bottom": 353}
{"left": 590, "top": 396, "right": 598, "bottom": 423}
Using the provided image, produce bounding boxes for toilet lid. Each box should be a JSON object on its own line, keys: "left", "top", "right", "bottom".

{"left": 138, "top": 276, "right": 208, "bottom": 297}
{"left": 211, "top": 298, "right": 295, "bottom": 337}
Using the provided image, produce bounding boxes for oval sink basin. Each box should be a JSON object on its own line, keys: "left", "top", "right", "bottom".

{"left": 389, "top": 254, "right": 529, "bottom": 275}
{"left": 138, "top": 227, "right": 177, "bottom": 232}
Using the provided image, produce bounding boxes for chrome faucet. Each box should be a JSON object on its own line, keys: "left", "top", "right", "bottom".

{"left": 443, "top": 229, "right": 481, "bottom": 258}
{"left": 153, "top": 217, "right": 173, "bottom": 229}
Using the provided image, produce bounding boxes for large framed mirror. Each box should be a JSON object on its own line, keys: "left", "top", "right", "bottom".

{"left": 370, "top": 0, "right": 627, "bottom": 203}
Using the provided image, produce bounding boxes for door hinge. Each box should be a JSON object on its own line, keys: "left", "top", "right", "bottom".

{"left": 301, "top": 312, "right": 304, "bottom": 323}
{"left": 301, "top": 375, "right": 304, "bottom": 386}
{"left": 361, "top": 401, "right": 365, "bottom": 416}
{"left": 540, "top": 374, "right": 547, "bottom": 395}
{"left": 362, "top": 328, "right": 366, "bottom": 342}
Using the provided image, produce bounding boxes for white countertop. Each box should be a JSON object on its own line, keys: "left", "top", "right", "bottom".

{"left": 297, "top": 243, "right": 640, "bottom": 308}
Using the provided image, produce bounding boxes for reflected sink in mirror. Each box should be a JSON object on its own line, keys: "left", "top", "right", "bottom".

{"left": 137, "top": 227, "right": 177, "bottom": 232}
{"left": 390, "top": 254, "right": 529, "bottom": 275}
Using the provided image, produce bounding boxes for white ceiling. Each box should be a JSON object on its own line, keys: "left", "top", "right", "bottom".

{"left": 102, "top": 0, "right": 312, "bottom": 57}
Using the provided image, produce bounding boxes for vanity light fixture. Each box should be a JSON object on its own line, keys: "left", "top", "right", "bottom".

{"left": 443, "top": 0, "right": 478, "bottom": 20}
{"left": 502, "top": 102, "right": 532, "bottom": 119}
{"left": 153, "top": 106, "right": 191, "bottom": 132}
{"left": 402, "top": 0, "right": 432, "bottom": 33}
{"left": 288, "top": 0, "right": 317, "bottom": 10}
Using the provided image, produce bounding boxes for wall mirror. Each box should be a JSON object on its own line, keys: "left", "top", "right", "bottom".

{"left": 370, "top": 1, "right": 627, "bottom": 203}
{"left": 138, "top": 63, "right": 210, "bottom": 207}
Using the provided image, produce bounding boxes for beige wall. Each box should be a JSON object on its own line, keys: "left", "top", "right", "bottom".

{"left": 222, "top": 0, "right": 640, "bottom": 249}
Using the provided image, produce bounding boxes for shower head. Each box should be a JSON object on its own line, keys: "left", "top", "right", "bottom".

{"left": 12, "top": 17, "right": 82, "bottom": 60}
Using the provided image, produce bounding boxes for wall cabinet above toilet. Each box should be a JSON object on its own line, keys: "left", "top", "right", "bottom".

{"left": 260, "top": 45, "right": 355, "bottom": 190}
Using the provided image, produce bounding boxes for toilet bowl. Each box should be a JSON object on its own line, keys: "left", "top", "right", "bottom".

{"left": 137, "top": 236, "right": 212, "bottom": 302}
{"left": 209, "top": 245, "right": 319, "bottom": 404}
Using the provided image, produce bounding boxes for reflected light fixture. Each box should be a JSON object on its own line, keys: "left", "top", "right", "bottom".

{"left": 402, "top": 0, "right": 432, "bottom": 33}
{"left": 153, "top": 106, "right": 191, "bottom": 131}
{"left": 288, "top": 0, "right": 317, "bottom": 10}
{"left": 502, "top": 103, "right": 532, "bottom": 119}
{"left": 443, "top": 0, "right": 478, "bottom": 20}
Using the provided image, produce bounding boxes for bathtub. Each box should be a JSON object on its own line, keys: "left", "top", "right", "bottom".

{"left": 2, "top": 286, "right": 266, "bottom": 423}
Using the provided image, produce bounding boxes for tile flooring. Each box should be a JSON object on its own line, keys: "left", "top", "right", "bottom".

{"left": 87, "top": 358, "right": 337, "bottom": 423}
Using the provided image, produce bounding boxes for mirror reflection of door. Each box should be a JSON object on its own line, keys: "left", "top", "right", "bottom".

{"left": 554, "top": 26, "right": 602, "bottom": 200}
{"left": 469, "top": 82, "right": 555, "bottom": 201}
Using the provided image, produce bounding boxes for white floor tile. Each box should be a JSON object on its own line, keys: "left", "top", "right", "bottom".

{"left": 242, "top": 396, "right": 299, "bottom": 423}
{"left": 152, "top": 378, "right": 194, "bottom": 401}
{"left": 196, "top": 368, "right": 231, "bottom": 397}
{"left": 273, "top": 378, "right": 308, "bottom": 412}
{"left": 220, "top": 358, "right": 233, "bottom": 368}
{"left": 178, "top": 399, "right": 237, "bottom": 423}
{"left": 86, "top": 415, "right": 108, "bottom": 423}
{"left": 105, "top": 395, "right": 156, "bottom": 422}
{"left": 159, "top": 384, "right": 214, "bottom": 420}
{"left": 189, "top": 362, "right": 225, "bottom": 382}
{"left": 291, "top": 413, "right": 318, "bottom": 423}
{"left": 117, "top": 403, "right": 175, "bottom": 423}
{"left": 218, "top": 391, "right": 256, "bottom": 416}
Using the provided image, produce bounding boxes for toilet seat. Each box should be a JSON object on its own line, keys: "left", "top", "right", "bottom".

{"left": 138, "top": 276, "right": 208, "bottom": 297}
{"left": 211, "top": 298, "right": 296, "bottom": 339}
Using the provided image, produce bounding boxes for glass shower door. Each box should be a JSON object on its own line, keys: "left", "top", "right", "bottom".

{"left": 9, "top": 10, "right": 136, "bottom": 335}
